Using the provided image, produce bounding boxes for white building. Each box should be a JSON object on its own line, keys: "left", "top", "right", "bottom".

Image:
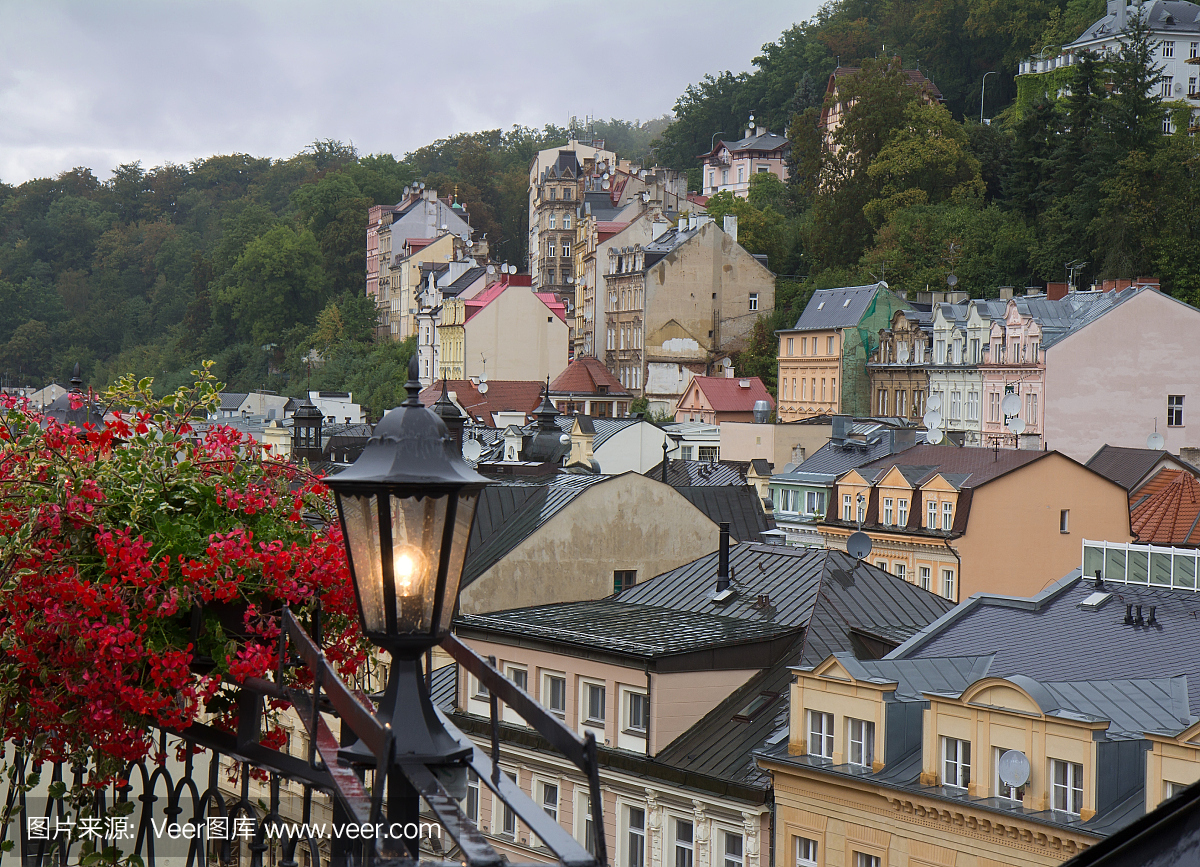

{"left": 308, "top": 391, "right": 365, "bottom": 424}
{"left": 926, "top": 300, "right": 1004, "bottom": 446}
{"left": 1018, "top": 0, "right": 1200, "bottom": 129}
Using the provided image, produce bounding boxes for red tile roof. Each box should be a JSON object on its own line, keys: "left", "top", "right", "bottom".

{"left": 687, "top": 376, "right": 775, "bottom": 413}
{"left": 418, "top": 380, "right": 545, "bottom": 427}
{"left": 1131, "top": 469, "right": 1200, "bottom": 547}
{"left": 550, "top": 357, "right": 628, "bottom": 395}
{"left": 534, "top": 292, "right": 568, "bottom": 322}
{"left": 464, "top": 276, "right": 561, "bottom": 323}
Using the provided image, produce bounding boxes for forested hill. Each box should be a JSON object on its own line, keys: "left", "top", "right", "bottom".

{"left": 2, "top": 0, "right": 1192, "bottom": 407}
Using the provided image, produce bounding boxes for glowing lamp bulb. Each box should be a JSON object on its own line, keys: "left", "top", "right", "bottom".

{"left": 393, "top": 545, "right": 428, "bottom": 595}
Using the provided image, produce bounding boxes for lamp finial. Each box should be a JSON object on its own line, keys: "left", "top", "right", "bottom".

{"left": 403, "top": 354, "right": 422, "bottom": 407}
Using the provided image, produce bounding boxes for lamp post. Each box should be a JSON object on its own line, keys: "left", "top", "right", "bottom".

{"left": 325, "top": 356, "right": 488, "bottom": 767}
{"left": 980, "top": 71, "right": 997, "bottom": 124}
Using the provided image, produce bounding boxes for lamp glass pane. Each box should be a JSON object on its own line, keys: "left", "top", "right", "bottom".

{"left": 341, "top": 493, "right": 385, "bottom": 634}
{"left": 438, "top": 491, "right": 480, "bottom": 632}
{"left": 389, "top": 493, "right": 448, "bottom": 633}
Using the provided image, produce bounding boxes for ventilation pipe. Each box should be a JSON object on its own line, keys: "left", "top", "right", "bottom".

{"left": 716, "top": 522, "right": 731, "bottom": 592}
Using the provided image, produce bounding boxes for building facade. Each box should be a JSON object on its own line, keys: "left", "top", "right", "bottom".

{"left": 699, "top": 119, "right": 789, "bottom": 198}
{"left": 867, "top": 308, "right": 932, "bottom": 424}
{"left": 927, "top": 299, "right": 1000, "bottom": 446}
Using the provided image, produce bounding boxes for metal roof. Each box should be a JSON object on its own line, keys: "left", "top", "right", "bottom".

{"left": 893, "top": 572, "right": 1200, "bottom": 718}
{"left": 1086, "top": 445, "right": 1192, "bottom": 492}
{"left": 789, "top": 283, "right": 890, "bottom": 332}
{"left": 644, "top": 460, "right": 749, "bottom": 487}
{"left": 672, "top": 486, "right": 775, "bottom": 543}
{"left": 772, "top": 429, "right": 909, "bottom": 483}
{"left": 219, "top": 392, "right": 248, "bottom": 410}
{"left": 815, "top": 653, "right": 996, "bottom": 701}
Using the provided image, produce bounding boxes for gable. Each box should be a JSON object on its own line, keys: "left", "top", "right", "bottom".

{"left": 961, "top": 680, "right": 1043, "bottom": 715}
{"left": 920, "top": 473, "right": 959, "bottom": 493}
{"left": 878, "top": 465, "right": 916, "bottom": 490}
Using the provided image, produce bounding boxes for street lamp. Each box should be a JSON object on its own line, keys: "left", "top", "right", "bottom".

{"left": 980, "top": 71, "right": 997, "bottom": 124}
{"left": 326, "top": 356, "right": 488, "bottom": 764}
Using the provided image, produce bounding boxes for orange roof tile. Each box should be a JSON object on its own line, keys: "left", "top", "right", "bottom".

{"left": 1131, "top": 469, "right": 1200, "bottom": 547}
{"left": 687, "top": 376, "right": 775, "bottom": 413}
{"left": 550, "top": 357, "right": 628, "bottom": 396}
{"left": 418, "top": 380, "right": 545, "bottom": 427}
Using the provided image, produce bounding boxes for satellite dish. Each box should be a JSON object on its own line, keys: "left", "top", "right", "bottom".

{"left": 922, "top": 410, "right": 943, "bottom": 429}
{"left": 601, "top": 180, "right": 610, "bottom": 190}
{"left": 846, "top": 531, "right": 873, "bottom": 560}
{"left": 947, "top": 274, "right": 958, "bottom": 287}
{"left": 559, "top": 433, "right": 571, "bottom": 445}
{"left": 783, "top": 462, "right": 798, "bottom": 473}
{"left": 1001, "top": 392, "right": 1022, "bottom": 417}
{"left": 603, "top": 172, "right": 610, "bottom": 180}
{"left": 480, "top": 373, "right": 488, "bottom": 383}
{"left": 466, "top": 239, "right": 474, "bottom": 247}
{"left": 998, "top": 750, "right": 1031, "bottom": 789}
{"left": 720, "top": 356, "right": 733, "bottom": 368}
{"left": 897, "top": 344, "right": 910, "bottom": 364}
{"left": 1007, "top": 417, "right": 1027, "bottom": 435}
{"left": 462, "top": 439, "right": 483, "bottom": 462}
{"left": 1148, "top": 431, "right": 1166, "bottom": 450}
{"left": 927, "top": 393, "right": 942, "bottom": 412}
{"left": 487, "top": 265, "right": 496, "bottom": 275}
{"left": 926, "top": 427, "right": 944, "bottom": 445}
{"left": 478, "top": 382, "right": 489, "bottom": 394}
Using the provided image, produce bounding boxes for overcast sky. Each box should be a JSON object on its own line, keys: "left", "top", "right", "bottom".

{"left": 0, "top": 0, "right": 822, "bottom": 185}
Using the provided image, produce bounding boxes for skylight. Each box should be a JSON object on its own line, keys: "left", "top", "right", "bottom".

{"left": 843, "top": 298, "right": 852, "bottom": 307}
{"left": 817, "top": 301, "right": 825, "bottom": 309}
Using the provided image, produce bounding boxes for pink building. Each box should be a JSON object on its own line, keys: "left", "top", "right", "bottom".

{"left": 979, "top": 299, "right": 1046, "bottom": 448}
{"left": 674, "top": 375, "right": 774, "bottom": 424}
{"left": 698, "top": 117, "right": 788, "bottom": 198}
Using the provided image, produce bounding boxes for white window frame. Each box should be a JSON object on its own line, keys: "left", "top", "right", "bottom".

{"left": 506, "top": 664, "right": 528, "bottom": 693}
{"left": 749, "top": 293, "right": 759, "bottom": 311}
{"left": 942, "top": 501, "right": 953, "bottom": 531}
{"left": 625, "top": 689, "right": 649, "bottom": 734}
{"left": 919, "top": 565, "right": 931, "bottom": 591}
{"left": 674, "top": 818, "right": 695, "bottom": 867}
{"left": 627, "top": 805, "right": 647, "bottom": 867}
{"left": 723, "top": 831, "right": 744, "bottom": 867}
{"left": 464, "top": 769, "right": 480, "bottom": 822}
{"left": 853, "top": 854, "right": 881, "bottom": 867}
{"left": 793, "top": 836, "right": 818, "bottom": 867}
{"left": 883, "top": 498, "right": 893, "bottom": 526}
{"left": 1051, "top": 759, "right": 1084, "bottom": 815}
{"left": 927, "top": 500, "right": 938, "bottom": 530}
{"left": 843, "top": 494, "right": 852, "bottom": 521}
{"left": 539, "top": 779, "right": 559, "bottom": 822}
{"left": 848, "top": 718, "right": 875, "bottom": 767}
{"left": 808, "top": 709, "right": 834, "bottom": 759}
{"left": 582, "top": 680, "right": 606, "bottom": 726}
{"left": 543, "top": 671, "right": 567, "bottom": 716}
{"left": 498, "top": 769, "right": 518, "bottom": 837}
{"left": 894, "top": 562, "right": 906, "bottom": 582}
{"left": 942, "top": 568, "right": 955, "bottom": 599}
{"left": 576, "top": 790, "right": 596, "bottom": 854}
{"left": 898, "top": 498, "right": 908, "bottom": 526}
{"left": 942, "top": 736, "right": 971, "bottom": 789}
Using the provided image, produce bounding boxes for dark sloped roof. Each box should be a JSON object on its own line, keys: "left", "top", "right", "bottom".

{"left": 463, "top": 475, "right": 609, "bottom": 585}
{"left": 1087, "top": 444, "right": 1192, "bottom": 492}
{"left": 826, "top": 653, "right": 996, "bottom": 701}
{"left": 894, "top": 573, "right": 1200, "bottom": 718}
{"left": 443, "top": 266, "right": 487, "bottom": 297}
{"left": 644, "top": 460, "right": 749, "bottom": 487}
{"left": 1040, "top": 677, "right": 1193, "bottom": 737}
{"left": 457, "top": 600, "right": 801, "bottom": 658}
{"left": 672, "top": 485, "right": 773, "bottom": 543}
{"left": 774, "top": 429, "right": 908, "bottom": 482}
{"left": 857, "top": 442, "right": 1047, "bottom": 487}
{"left": 789, "top": 283, "right": 890, "bottom": 332}
{"left": 430, "top": 662, "right": 457, "bottom": 712}
{"left": 220, "top": 392, "right": 248, "bottom": 410}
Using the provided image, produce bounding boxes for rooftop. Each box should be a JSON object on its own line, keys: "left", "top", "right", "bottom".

{"left": 1086, "top": 444, "right": 1195, "bottom": 493}
{"left": 683, "top": 376, "right": 775, "bottom": 414}
{"left": 418, "top": 380, "right": 545, "bottom": 427}
{"left": 856, "top": 442, "right": 1047, "bottom": 488}
{"left": 788, "top": 283, "right": 895, "bottom": 332}
{"left": 550, "top": 356, "right": 628, "bottom": 396}
{"left": 644, "top": 459, "right": 749, "bottom": 487}
{"left": 1131, "top": 470, "right": 1200, "bottom": 548}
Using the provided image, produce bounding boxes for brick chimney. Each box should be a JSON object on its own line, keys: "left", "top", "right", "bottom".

{"left": 1047, "top": 282, "right": 1069, "bottom": 301}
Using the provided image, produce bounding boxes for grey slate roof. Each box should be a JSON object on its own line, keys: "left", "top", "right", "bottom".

{"left": 673, "top": 485, "right": 774, "bottom": 543}
{"left": 457, "top": 600, "right": 802, "bottom": 658}
{"left": 718, "top": 131, "right": 789, "bottom": 153}
{"left": 788, "top": 283, "right": 891, "bottom": 332}
{"left": 219, "top": 392, "right": 248, "bottom": 411}
{"left": 430, "top": 662, "right": 457, "bottom": 712}
{"left": 1086, "top": 444, "right": 1196, "bottom": 491}
{"left": 1072, "top": 0, "right": 1200, "bottom": 46}
{"left": 443, "top": 266, "right": 487, "bottom": 297}
{"left": 773, "top": 427, "right": 912, "bottom": 484}
{"left": 817, "top": 653, "right": 996, "bottom": 701}
{"left": 644, "top": 459, "right": 749, "bottom": 487}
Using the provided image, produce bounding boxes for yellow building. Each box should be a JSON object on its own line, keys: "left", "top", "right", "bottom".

{"left": 385, "top": 232, "right": 463, "bottom": 341}
{"left": 821, "top": 444, "right": 1132, "bottom": 602}
{"left": 758, "top": 568, "right": 1200, "bottom": 866}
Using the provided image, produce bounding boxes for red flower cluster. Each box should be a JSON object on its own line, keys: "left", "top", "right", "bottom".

{"left": 0, "top": 371, "right": 365, "bottom": 780}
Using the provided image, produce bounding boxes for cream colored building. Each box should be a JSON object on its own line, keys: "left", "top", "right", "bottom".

{"left": 758, "top": 567, "right": 1200, "bottom": 867}
{"left": 384, "top": 232, "right": 464, "bottom": 342}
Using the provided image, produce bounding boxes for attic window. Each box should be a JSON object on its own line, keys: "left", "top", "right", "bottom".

{"left": 817, "top": 301, "right": 825, "bottom": 310}
{"left": 843, "top": 298, "right": 852, "bottom": 307}
{"left": 733, "top": 692, "right": 779, "bottom": 722}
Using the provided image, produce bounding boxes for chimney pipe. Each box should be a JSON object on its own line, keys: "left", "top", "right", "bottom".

{"left": 1094, "top": 569, "right": 1105, "bottom": 591}
{"left": 1135, "top": 605, "right": 1145, "bottom": 626}
{"left": 717, "top": 522, "right": 731, "bottom": 592}
{"left": 1125, "top": 604, "right": 1134, "bottom": 625}
{"left": 1148, "top": 606, "right": 1158, "bottom": 627}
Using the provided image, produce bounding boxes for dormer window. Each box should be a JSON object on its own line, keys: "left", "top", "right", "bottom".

{"left": 942, "top": 737, "right": 971, "bottom": 789}
{"left": 808, "top": 710, "right": 834, "bottom": 759}
{"left": 1051, "top": 760, "right": 1084, "bottom": 815}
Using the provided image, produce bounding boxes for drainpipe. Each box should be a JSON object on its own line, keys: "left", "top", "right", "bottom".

{"left": 942, "top": 535, "right": 962, "bottom": 601}
{"left": 645, "top": 667, "right": 652, "bottom": 757}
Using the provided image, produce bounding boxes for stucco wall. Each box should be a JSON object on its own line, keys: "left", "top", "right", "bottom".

{"left": 594, "top": 423, "right": 672, "bottom": 475}
{"left": 956, "top": 453, "right": 1132, "bottom": 599}
{"left": 653, "top": 668, "right": 759, "bottom": 753}
{"left": 1044, "top": 290, "right": 1200, "bottom": 462}
{"left": 465, "top": 286, "right": 570, "bottom": 382}
{"left": 458, "top": 473, "right": 721, "bottom": 614}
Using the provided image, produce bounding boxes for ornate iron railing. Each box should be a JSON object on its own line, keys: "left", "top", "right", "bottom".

{"left": 0, "top": 609, "right": 605, "bottom": 867}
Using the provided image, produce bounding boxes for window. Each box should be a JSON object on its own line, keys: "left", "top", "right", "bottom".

{"left": 793, "top": 836, "right": 818, "bottom": 867}
{"left": 501, "top": 771, "right": 518, "bottom": 836}
{"left": 627, "top": 692, "right": 649, "bottom": 732}
{"left": 936, "top": 340, "right": 946, "bottom": 364}
{"left": 1192, "top": 41, "right": 1199, "bottom": 58}
{"left": 737, "top": 167, "right": 745, "bottom": 184}
{"left": 927, "top": 500, "right": 938, "bottom": 530}
{"left": 584, "top": 682, "right": 606, "bottom": 724}
{"left": 800, "top": 337, "right": 807, "bottom": 355}
{"left": 1164, "top": 40, "right": 1176, "bottom": 58}
{"left": 724, "top": 833, "right": 743, "bottom": 867}
{"left": 1166, "top": 780, "right": 1189, "bottom": 799}
{"left": 472, "top": 673, "right": 490, "bottom": 699}
{"left": 832, "top": 378, "right": 837, "bottom": 403}
{"left": 808, "top": 710, "right": 834, "bottom": 759}
{"left": 562, "top": 242, "right": 571, "bottom": 258}
{"left": 548, "top": 187, "right": 556, "bottom": 200}
{"left": 989, "top": 391, "right": 1000, "bottom": 422}
{"left": 614, "top": 570, "right": 637, "bottom": 593}
{"left": 722, "top": 169, "right": 728, "bottom": 184}
{"left": 856, "top": 495, "right": 866, "bottom": 524}
{"left": 883, "top": 498, "right": 894, "bottom": 526}
{"left": 507, "top": 665, "right": 528, "bottom": 693}
{"left": 622, "top": 807, "right": 645, "bottom": 867}
{"left": 970, "top": 337, "right": 981, "bottom": 363}
{"left": 843, "top": 494, "right": 853, "bottom": 521}
{"left": 950, "top": 391, "right": 962, "bottom": 421}
{"left": 1162, "top": 76, "right": 1175, "bottom": 97}
{"left": 1026, "top": 393, "right": 1038, "bottom": 425}
{"left": 544, "top": 673, "right": 566, "bottom": 715}
{"left": 541, "top": 781, "right": 559, "bottom": 821}
{"left": 549, "top": 214, "right": 557, "bottom": 229}
{"left": 942, "top": 568, "right": 955, "bottom": 599}
{"left": 564, "top": 214, "right": 572, "bottom": 230}
{"left": 876, "top": 560, "right": 889, "bottom": 571}
{"left": 465, "top": 769, "right": 480, "bottom": 822}
{"left": 854, "top": 854, "right": 881, "bottom": 867}
{"left": 581, "top": 794, "right": 596, "bottom": 854}
{"left": 757, "top": 164, "right": 770, "bottom": 173}
{"left": 942, "top": 737, "right": 971, "bottom": 789}
{"left": 821, "top": 378, "right": 827, "bottom": 401}
{"left": 787, "top": 337, "right": 794, "bottom": 356}
{"left": 942, "top": 501, "right": 953, "bottom": 531}
{"left": 1052, "top": 760, "right": 1084, "bottom": 815}
{"left": 898, "top": 499, "right": 909, "bottom": 526}
{"left": 848, "top": 718, "right": 875, "bottom": 767}
{"left": 680, "top": 445, "right": 694, "bottom": 460}
{"left": 1191, "top": 76, "right": 1197, "bottom": 95}
{"left": 806, "top": 490, "right": 825, "bottom": 515}
{"left": 827, "top": 336, "right": 835, "bottom": 354}
{"left": 1169, "top": 395, "right": 1184, "bottom": 426}
{"left": 1060, "top": 509, "right": 1069, "bottom": 533}
{"left": 919, "top": 566, "right": 931, "bottom": 591}
{"left": 967, "top": 391, "right": 979, "bottom": 422}
{"left": 699, "top": 445, "right": 719, "bottom": 461}
{"left": 749, "top": 293, "right": 759, "bottom": 311}
{"left": 878, "top": 389, "right": 888, "bottom": 416}
{"left": 894, "top": 563, "right": 906, "bottom": 581}
{"left": 995, "top": 748, "right": 1026, "bottom": 802}
{"left": 896, "top": 389, "right": 906, "bottom": 416}
{"left": 675, "top": 820, "right": 694, "bottom": 867}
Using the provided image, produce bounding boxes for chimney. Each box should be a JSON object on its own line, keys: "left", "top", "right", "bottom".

{"left": 1046, "top": 282, "right": 1069, "bottom": 301}
{"left": 723, "top": 214, "right": 738, "bottom": 243}
{"left": 716, "top": 522, "right": 731, "bottom": 592}
{"left": 832, "top": 414, "right": 849, "bottom": 446}
{"left": 998, "top": 286, "right": 1014, "bottom": 300}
